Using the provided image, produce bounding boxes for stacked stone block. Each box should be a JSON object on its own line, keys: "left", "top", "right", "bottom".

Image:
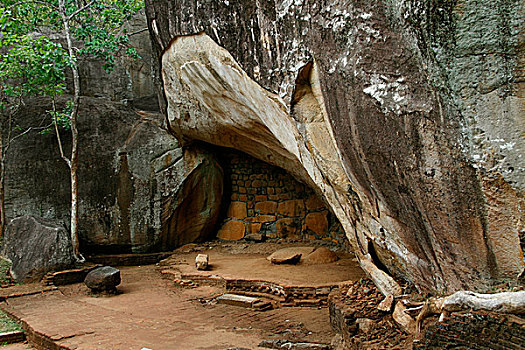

{"left": 217, "top": 152, "right": 346, "bottom": 245}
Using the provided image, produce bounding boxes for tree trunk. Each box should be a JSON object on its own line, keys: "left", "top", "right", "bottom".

{"left": 59, "top": 0, "right": 82, "bottom": 261}
{"left": 0, "top": 129, "right": 5, "bottom": 238}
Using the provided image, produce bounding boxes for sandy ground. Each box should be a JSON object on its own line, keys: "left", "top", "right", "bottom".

{"left": 164, "top": 244, "right": 365, "bottom": 286}
{"left": 0, "top": 344, "right": 32, "bottom": 350}
{"left": 1, "top": 243, "right": 363, "bottom": 349}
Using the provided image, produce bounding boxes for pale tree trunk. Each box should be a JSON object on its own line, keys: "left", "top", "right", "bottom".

{"left": 59, "top": 0, "right": 82, "bottom": 261}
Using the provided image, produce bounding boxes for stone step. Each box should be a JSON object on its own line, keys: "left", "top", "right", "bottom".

{"left": 217, "top": 294, "right": 260, "bottom": 308}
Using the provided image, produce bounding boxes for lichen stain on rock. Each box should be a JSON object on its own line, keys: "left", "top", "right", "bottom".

{"left": 116, "top": 152, "right": 134, "bottom": 248}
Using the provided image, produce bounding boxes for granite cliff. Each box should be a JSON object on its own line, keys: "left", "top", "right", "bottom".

{"left": 145, "top": 0, "right": 524, "bottom": 293}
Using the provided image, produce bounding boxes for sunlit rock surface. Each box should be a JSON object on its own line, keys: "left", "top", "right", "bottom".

{"left": 146, "top": 0, "right": 524, "bottom": 293}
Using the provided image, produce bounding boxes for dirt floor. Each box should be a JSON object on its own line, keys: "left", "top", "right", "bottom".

{"left": 0, "top": 344, "right": 31, "bottom": 349}
{"left": 1, "top": 242, "right": 364, "bottom": 350}
{"left": 165, "top": 241, "right": 366, "bottom": 286}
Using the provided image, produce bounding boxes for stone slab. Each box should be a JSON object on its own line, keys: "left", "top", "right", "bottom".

{"left": 216, "top": 294, "right": 260, "bottom": 308}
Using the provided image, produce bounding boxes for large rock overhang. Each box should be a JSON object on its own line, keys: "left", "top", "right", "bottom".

{"left": 145, "top": 0, "right": 524, "bottom": 294}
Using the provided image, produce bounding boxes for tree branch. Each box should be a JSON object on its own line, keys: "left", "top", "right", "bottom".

{"left": 128, "top": 28, "right": 148, "bottom": 36}
{"left": 51, "top": 96, "right": 71, "bottom": 169}
{"left": 7, "top": 123, "right": 53, "bottom": 147}
{"left": 67, "top": 0, "right": 95, "bottom": 22}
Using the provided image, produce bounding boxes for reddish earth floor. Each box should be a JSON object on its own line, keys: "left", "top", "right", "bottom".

{"left": 0, "top": 344, "right": 31, "bottom": 349}
{"left": 1, "top": 242, "right": 363, "bottom": 349}
{"left": 166, "top": 242, "right": 365, "bottom": 286}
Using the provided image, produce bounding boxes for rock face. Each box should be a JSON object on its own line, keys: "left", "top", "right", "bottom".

{"left": 1, "top": 216, "right": 76, "bottom": 282}
{"left": 77, "top": 9, "right": 157, "bottom": 109}
{"left": 4, "top": 98, "right": 223, "bottom": 254}
{"left": 3, "top": 12, "right": 224, "bottom": 253}
{"left": 84, "top": 266, "right": 121, "bottom": 293}
{"left": 159, "top": 147, "right": 223, "bottom": 250}
{"left": 145, "top": 0, "right": 524, "bottom": 293}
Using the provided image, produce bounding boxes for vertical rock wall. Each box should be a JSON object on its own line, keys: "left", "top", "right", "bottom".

{"left": 3, "top": 12, "right": 224, "bottom": 254}
{"left": 145, "top": 0, "right": 524, "bottom": 293}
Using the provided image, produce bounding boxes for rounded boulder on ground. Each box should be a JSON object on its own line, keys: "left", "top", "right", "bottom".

{"left": 304, "top": 247, "right": 339, "bottom": 264}
{"left": 266, "top": 247, "right": 316, "bottom": 264}
{"left": 1, "top": 216, "right": 77, "bottom": 282}
{"left": 84, "top": 266, "right": 121, "bottom": 293}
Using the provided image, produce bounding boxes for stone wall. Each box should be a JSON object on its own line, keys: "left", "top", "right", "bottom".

{"left": 217, "top": 152, "right": 346, "bottom": 245}
{"left": 416, "top": 311, "right": 525, "bottom": 350}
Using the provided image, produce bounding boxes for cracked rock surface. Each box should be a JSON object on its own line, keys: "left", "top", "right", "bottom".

{"left": 146, "top": 0, "right": 524, "bottom": 293}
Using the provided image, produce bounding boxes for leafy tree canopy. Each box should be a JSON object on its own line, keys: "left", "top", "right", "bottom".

{"left": 0, "top": 0, "right": 143, "bottom": 106}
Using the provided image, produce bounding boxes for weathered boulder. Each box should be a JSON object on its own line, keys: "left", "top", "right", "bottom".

{"left": 1, "top": 216, "right": 76, "bottom": 282}
{"left": 267, "top": 247, "right": 315, "bottom": 264}
{"left": 159, "top": 147, "right": 224, "bottom": 250}
{"left": 84, "top": 266, "right": 121, "bottom": 293}
{"left": 304, "top": 248, "right": 338, "bottom": 265}
{"left": 145, "top": 0, "right": 524, "bottom": 293}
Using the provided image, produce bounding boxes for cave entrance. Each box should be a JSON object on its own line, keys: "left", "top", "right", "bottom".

{"left": 214, "top": 148, "right": 349, "bottom": 248}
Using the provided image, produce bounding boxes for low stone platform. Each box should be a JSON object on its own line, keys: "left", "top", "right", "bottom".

{"left": 41, "top": 264, "right": 100, "bottom": 286}
{"left": 159, "top": 243, "right": 366, "bottom": 307}
{"left": 87, "top": 252, "right": 173, "bottom": 266}
{"left": 0, "top": 283, "right": 57, "bottom": 301}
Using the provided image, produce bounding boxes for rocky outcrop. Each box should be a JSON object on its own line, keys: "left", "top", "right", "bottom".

{"left": 159, "top": 147, "right": 223, "bottom": 250}
{"left": 4, "top": 97, "right": 224, "bottom": 253}
{"left": 77, "top": 9, "right": 158, "bottom": 109}
{"left": 145, "top": 0, "right": 524, "bottom": 293}
{"left": 1, "top": 216, "right": 76, "bottom": 282}
{"left": 4, "top": 98, "right": 169, "bottom": 253}
{"left": 3, "top": 10, "right": 227, "bottom": 253}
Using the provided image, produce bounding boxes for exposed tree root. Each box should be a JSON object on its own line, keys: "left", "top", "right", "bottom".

{"left": 410, "top": 290, "right": 525, "bottom": 340}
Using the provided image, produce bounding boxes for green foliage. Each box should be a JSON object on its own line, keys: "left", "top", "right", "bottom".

{"left": 73, "top": 0, "right": 143, "bottom": 72}
{"left": 0, "top": 35, "right": 70, "bottom": 100}
{"left": 0, "top": 310, "right": 23, "bottom": 333}
{"left": 44, "top": 99, "right": 72, "bottom": 133}
{"left": 0, "top": 257, "right": 11, "bottom": 285}
{"left": 0, "top": 0, "right": 143, "bottom": 113}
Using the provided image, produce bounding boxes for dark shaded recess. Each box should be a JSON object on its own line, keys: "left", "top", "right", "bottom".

{"left": 160, "top": 145, "right": 224, "bottom": 250}
{"left": 367, "top": 240, "right": 390, "bottom": 275}
{"left": 83, "top": 243, "right": 133, "bottom": 255}
{"left": 212, "top": 147, "right": 234, "bottom": 235}
{"left": 127, "top": 94, "right": 160, "bottom": 112}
